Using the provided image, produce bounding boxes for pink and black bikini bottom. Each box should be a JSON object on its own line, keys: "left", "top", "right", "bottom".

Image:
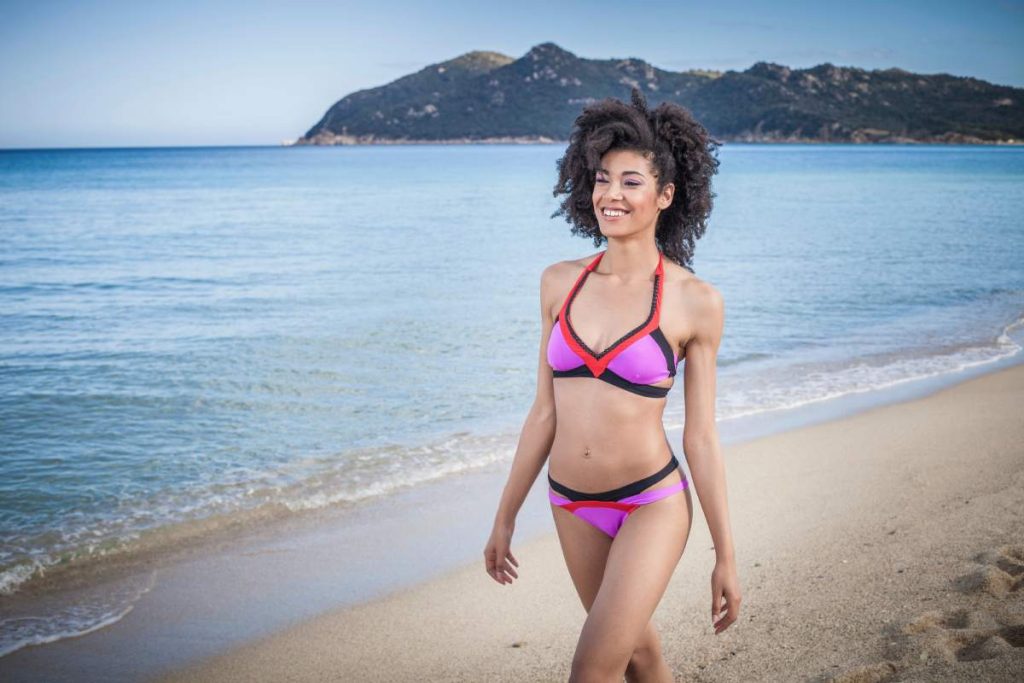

{"left": 548, "top": 450, "right": 688, "bottom": 539}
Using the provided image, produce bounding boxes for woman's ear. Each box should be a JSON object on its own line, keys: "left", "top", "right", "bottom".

{"left": 658, "top": 182, "right": 675, "bottom": 210}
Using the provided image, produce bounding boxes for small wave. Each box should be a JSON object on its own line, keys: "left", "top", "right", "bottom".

{"left": 718, "top": 314, "right": 1023, "bottom": 422}
{"left": 0, "top": 430, "right": 516, "bottom": 598}
{"left": 718, "top": 351, "right": 773, "bottom": 367}
{"left": 0, "top": 570, "right": 158, "bottom": 659}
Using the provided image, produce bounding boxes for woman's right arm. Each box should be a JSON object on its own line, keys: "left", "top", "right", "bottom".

{"left": 484, "top": 264, "right": 559, "bottom": 585}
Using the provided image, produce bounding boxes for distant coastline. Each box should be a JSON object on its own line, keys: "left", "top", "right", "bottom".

{"left": 295, "top": 42, "right": 1024, "bottom": 148}
{"left": 288, "top": 134, "right": 1023, "bottom": 146}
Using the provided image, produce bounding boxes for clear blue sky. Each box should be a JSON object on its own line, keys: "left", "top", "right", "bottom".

{"left": 1, "top": 0, "right": 1021, "bottom": 149}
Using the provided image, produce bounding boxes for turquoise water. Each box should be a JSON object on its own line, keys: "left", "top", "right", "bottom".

{"left": 1, "top": 143, "right": 1022, "bottom": 655}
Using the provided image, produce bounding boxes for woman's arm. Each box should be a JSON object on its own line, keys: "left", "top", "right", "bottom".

{"left": 493, "top": 264, "right": 558, "bottom": 529}
{"left": 680, "top": 282, "right": 741, "bottom": 631}
{"left": 485, "top": 265, "right": 558, "bottom": 584}
{"left": 492, "top": 408, "right": 556, "bottom": 530}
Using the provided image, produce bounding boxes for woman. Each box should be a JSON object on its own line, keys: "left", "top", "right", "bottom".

{"left": 484, "top": 87, "right": 740, "bottom": 682}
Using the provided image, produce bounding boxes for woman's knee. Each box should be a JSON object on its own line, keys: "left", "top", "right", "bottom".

{"left": 625, "top": 628, "right": 663, "bottom": 676}
{"left": 569, "top": 651, "right": 628, "bottom": 683}
{"left": 627, "top": 644, "right": 657, "bottom": 670}
{"left": 569, "top": 628, "right": 661, "bottom": 681}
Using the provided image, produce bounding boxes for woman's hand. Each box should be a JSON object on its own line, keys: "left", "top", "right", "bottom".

{"left": 484, "top": 521, "right": 519, "bottom": 585}
{"left": 711, "top": 559, "right": 742, "bottom": 634}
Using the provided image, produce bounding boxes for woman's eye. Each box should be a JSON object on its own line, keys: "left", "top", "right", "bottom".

{"left": 595, "top": 178, "right": 640, "bottom": 187}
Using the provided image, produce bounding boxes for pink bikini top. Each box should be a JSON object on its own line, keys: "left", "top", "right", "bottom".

{"left": 546, "top": 250, "right": 679, "bottom": 399}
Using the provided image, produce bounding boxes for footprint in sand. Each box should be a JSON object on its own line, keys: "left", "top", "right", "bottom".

{"left": 823, "top": 543, "right": 1024, "bottom": 683}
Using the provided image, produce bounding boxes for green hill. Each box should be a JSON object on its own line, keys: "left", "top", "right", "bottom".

{"left": 296, "top": 42, "right": 1023, "bottom": 145}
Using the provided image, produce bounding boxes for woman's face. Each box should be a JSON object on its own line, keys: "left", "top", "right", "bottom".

{"left": 592, "top": 148, "right": 673, "bottom": 237}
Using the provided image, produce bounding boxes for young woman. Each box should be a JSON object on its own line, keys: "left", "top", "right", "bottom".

{"left": 484, "top": 87, "right": 740, "bottom": 682}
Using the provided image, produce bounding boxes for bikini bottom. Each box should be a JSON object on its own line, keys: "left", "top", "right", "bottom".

{"left": 547, "top": 450, "right": 688, "bottom": 539}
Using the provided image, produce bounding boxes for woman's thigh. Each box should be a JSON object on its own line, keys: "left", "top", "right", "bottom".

{"left": 550, "top": 503, "right": 613, "bottom": 611}
{"left": 575, "top": 488, "right": 694, "bottom": 669}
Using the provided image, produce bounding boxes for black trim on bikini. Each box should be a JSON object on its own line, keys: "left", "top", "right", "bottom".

{"left": 650, "top": 327, "right": 678, "bottom": 378}
{"left": 564, "top": 270, "right": 660, "bottom": 360}
{"left": 551, "top": 365, "right": 671, "bottom": 398}
{"left": 548, "top": 452, "right": 681, "bottom": 502}
{"left": 550, "top": 319, "right": 677, "bottom": 395}
{"left": 552, "top": 318, "right": 677, "bottom": 377}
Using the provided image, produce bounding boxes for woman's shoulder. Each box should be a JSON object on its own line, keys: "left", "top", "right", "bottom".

{"left": 538, "top": 252, "right": 601, "bottom": 315}
{"left": 540, "top": 251, "right": 600, "bottom": 286}
{"left": 662, "top": 259, "right": 724, "bottom": 321}
{"left": 544, "top": 251, "right": 601, "bottom": 273}
{"left": 663, "top": 259, "right": 718, "bottom": 296}
{"left": 661, "top": 260, "right": 724, "bottom": 354}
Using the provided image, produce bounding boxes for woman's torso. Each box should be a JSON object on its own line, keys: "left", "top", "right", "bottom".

{"left": 545, "top": 249, "right": 696, "bottom": 491}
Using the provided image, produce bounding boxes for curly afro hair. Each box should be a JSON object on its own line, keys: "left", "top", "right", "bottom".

{"left": 551, "top": 86, "right": 721, "bottom": 272}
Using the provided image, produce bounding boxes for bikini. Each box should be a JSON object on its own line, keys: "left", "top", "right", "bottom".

{"left": 546, "top": 249, "right": 679, "bottom": 398}
{"left": 545, "top": 249, "right": 689, "bottom": 538}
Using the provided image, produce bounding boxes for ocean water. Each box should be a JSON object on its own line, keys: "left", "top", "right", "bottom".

{"left": 1, "top": 143, "right": 1022, "bottom": 657}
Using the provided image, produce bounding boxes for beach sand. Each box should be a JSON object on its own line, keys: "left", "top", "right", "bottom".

{"left": 153, "top": 363, "right": 1024, "bottom": 682}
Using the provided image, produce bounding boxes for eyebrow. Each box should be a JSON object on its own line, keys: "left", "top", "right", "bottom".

{"left": 596, "top": 168, "right": 646, "bottom": 177}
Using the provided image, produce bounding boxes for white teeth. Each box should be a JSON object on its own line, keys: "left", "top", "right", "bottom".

{"left": 603, "top": 209, "right": 628, "bottom": 216}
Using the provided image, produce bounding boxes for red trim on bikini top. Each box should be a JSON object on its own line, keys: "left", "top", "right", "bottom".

{"left": 557, "top": 500, "right": 642, "bottom": 513}
{"left": 557, "top": 250, "right": 664, "bottom": 378}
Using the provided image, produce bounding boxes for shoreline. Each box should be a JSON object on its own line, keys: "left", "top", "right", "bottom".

{"left": 148, "top": 361, "right": 1024, "bottom": 682}
{"left": 1, "top": 359, "right": 1022, "bottom": 681}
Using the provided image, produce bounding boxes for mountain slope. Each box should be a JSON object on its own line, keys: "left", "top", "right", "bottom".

{"left": 296, "top": 42, "right": 1023, "bottom": 145}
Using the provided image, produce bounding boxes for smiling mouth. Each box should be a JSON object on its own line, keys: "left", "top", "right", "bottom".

{"left": 601, "top": 208, "right": 630, "bottom": 217}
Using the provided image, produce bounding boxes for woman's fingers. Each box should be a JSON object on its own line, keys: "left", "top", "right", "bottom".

{"left": 713, "top": 606, "right": 736, "bottom": 633}
{"left": 484, "top": 545, "right": 503, "bottom": 583}
{"left": 484, "top": 533, "right": 519, "bottom": 585}
{"left": 711, "top": 591, "right": 724, "bottom": 621}
{"left": 484, "top": 551, "right": 514, "bottom": 583}
{"left": 712, "top": 593, "right": 741, "bottom": 633}
{"left": 503, "top": 552, "right": 519, "bottom": 579}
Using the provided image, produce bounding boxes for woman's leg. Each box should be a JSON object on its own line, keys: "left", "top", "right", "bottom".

{"left": 551, "top": 501, "right": 671, "bottom": 682}
{"left": 550, "top": 501, "right": 613, "bottom": 610}
{"left": 569, "top": 487, "right": 693, "bottom": 683}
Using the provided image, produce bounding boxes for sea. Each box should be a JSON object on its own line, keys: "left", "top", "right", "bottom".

{"left": 1, "top": 143, "right": 1023, "bottom": 661}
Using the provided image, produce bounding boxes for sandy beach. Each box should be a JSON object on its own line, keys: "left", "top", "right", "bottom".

{"left": 147, "top": 361, "right": 1024, "bottom": 682}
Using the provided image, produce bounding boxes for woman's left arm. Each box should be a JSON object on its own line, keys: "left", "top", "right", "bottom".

{"left": 680, "top": 281, "right": 741, "bottom": 634}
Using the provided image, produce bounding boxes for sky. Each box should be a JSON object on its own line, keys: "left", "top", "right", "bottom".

{"left": 1, "top": 0, "right": 1021, "bottom": 149}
